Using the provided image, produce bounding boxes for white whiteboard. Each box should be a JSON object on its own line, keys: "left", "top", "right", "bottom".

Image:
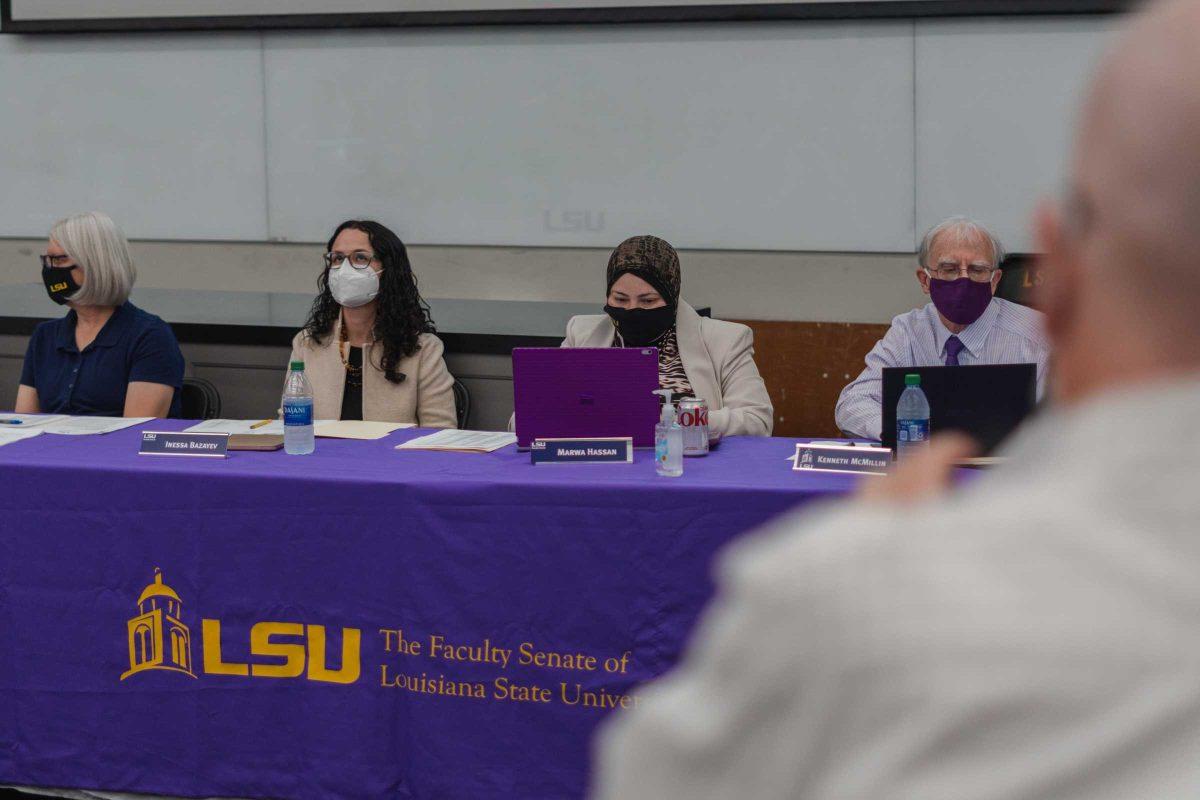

{"left": 915, "top": 17, "right": 1117, "bottom": 253}
{"left": 0, "top": 33, "right": 268, "bottom": 241}
{"left": 263, "top": 21, "right": 916, "bottom": 251}
{"left": 0, "top": 16, "right": 1122, "bottom": 252}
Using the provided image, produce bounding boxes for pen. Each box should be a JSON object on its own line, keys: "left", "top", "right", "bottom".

{"left": 250, "top": 418, "right": 274, "bottom": 430}
{"left": 0, "top": 419, "right": 23, "bottom": 425}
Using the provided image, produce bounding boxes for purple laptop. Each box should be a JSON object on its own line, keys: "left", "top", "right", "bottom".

{"left": 513, "top": 347, "right": 660, "bottom": 448}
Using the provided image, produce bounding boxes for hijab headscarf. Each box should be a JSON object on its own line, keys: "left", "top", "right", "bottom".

{"left": 605, "top": 235, "right": 682, "bottom": 310}
{"left": 603, "top": 235, "right": 694, "bottom": 399}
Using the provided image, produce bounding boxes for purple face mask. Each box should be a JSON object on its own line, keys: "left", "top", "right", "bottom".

{"left": 928, "top": 276, "right": 994, "bottom": 326}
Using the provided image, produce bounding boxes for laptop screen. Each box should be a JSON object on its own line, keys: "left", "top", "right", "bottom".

{"left": 880, "top": 363, "right": 1038, "bottom": 454}
{"left": 513, "top": 347, "right": 661, "bottom": 448}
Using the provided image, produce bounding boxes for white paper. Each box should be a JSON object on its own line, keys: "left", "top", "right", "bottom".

{"left": 0, "top": 428, "right": 44, "bottom": 447}
{"left": 43, "top": 416, "right": 154, "bottom": 435}
{"left": 182, "top": 418, "right": 395, "bottom": 437}
{"left": 0, "top": 413, "right": 69, "bottom": 429}
{"left": 183, "top": 418, "right": 285, "bottom": 435}
{"left": 395, "top": 430, "right": 517, "bottom": 452}
{"left": 314, "top": 420, "right": 414, "bottom": 440}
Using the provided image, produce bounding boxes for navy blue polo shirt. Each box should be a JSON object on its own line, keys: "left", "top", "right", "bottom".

{"left": 20, "top": 302, "right": 185, "bottom": 417}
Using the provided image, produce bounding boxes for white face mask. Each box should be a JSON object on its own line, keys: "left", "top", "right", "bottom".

{"left": 327, "top": 260, "right": 381, "bottom": 308}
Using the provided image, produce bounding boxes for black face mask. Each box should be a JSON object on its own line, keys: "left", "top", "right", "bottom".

{"left": 42, "top": 265, "right": 81, "bottom": 306}
{"left": 604, "top": 304, "right": 676, "bottom": 347}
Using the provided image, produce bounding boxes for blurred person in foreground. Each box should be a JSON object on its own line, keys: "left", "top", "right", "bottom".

{"left": 593, "top": 1, "right": 1200, "bottom": 797}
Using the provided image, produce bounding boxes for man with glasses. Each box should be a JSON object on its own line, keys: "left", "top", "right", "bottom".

{"left": 834, "top": 216, "right": 1049, "bottom": 440}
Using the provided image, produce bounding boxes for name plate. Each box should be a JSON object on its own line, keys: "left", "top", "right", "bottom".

{"left": 791, "top": 442, "right": 891, "bottom": 476}
{"left": 531, "top": 437, "right": 633, "bottom": 465}
{"left": 139, "top": 431, "right": 229, "bottom": 458}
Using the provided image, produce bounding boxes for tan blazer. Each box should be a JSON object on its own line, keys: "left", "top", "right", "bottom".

{"left": 287, "top": 330, "right": 457, "bottom": 428}
{"left": 510, "top": 301, "right": 773, "bottom": 437}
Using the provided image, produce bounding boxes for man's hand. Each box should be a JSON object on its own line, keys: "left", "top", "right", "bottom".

{"left": 858, "top": 433, "right": 979, "bottom": 506}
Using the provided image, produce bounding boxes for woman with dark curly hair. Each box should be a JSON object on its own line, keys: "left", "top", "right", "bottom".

{"left": 286, "top": 220, "right": 457, "bottom": 427}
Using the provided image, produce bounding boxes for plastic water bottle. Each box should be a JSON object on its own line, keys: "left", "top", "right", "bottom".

{"left": 896, "top": 373, "right": 930, "bottom": 460}
{"left": 282, "top": 360, "right": 315, "bottom": 455}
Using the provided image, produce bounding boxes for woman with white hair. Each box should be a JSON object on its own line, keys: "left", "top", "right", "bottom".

{"left": 14, "top": 212, "right": 184, "bottom": 418}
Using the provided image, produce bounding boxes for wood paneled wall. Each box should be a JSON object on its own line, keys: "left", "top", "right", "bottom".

{"left": 733, "top": 320, "right": 889, "bottom": 438}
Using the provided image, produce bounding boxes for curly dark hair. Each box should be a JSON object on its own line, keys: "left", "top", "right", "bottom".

{"left": 302, "top": 220, "right": 435, "bottom": 384}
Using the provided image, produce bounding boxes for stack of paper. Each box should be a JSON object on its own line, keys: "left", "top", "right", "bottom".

{"left": 43, "top": 417, "right": 153, "bottom": 435}
{"left": 314, "top": 420, "right": 413, "bottom": 440}
{"left": 0, "top": 414, "right": 69, "bottom": 429}
{"left": 0, "top": 415, "right": 151, "bottom": 440}
{"left": 395, "top": 430, "right": 517, "bottom": 453}
{"left": 184, "top": 419, "right": 413, "bottom": 441}
{"left": 184, "top": 418, "right": 285, "bottom": 435}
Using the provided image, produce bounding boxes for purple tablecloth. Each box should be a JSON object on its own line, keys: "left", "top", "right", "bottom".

{"left": 0, "top": 421, "right": 858, "bottom": 799}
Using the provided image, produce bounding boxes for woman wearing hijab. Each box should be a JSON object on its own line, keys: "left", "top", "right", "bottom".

{"left": 287, "top": 219, "right": 457, "bottom": 427}
{"left": 563, "top": 235, "right": 772, "bottom": 437}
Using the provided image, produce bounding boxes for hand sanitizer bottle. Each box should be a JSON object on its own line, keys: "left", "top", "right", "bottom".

{"left": 653, "top": 389, "right": 683, "bottom": 477}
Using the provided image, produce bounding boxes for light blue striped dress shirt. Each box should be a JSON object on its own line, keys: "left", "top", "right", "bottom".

{"left": 835, "top": 298, "right": 1050, "bottom": 440}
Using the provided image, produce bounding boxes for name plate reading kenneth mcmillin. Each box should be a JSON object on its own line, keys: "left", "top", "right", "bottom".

{"left": 139, "top": 431, "right": 230, "bottom": 458}
{"left": 531, "top": 437, "right": 633, "bottom": 465}
{"left": 791, "top": 442, "right": 891, "bottom": 476}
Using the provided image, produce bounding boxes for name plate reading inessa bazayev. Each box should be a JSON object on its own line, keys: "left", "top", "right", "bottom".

{"left": 139, "top": 431, "right": 230, "bottom": 459}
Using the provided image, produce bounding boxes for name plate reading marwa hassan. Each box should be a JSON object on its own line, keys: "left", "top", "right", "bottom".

{"left": 531, "top": 438, "right": 633, "bottom": 465}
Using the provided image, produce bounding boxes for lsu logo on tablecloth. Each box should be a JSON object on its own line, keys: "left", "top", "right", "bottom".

{"left": 121, "top": 568, "right": 197, "bottom": 680}
{"left": 120, "top": 568, "right": 361, "bottom": 685}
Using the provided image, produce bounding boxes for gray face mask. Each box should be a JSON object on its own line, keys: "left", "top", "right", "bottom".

{"left": 328, "top": 260, "right": 380, "bottom": 308}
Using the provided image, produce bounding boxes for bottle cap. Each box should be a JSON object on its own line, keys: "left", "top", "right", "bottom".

{"left": 290, "top": 360, "right": 305, "bottom": 371}
{"left": 904, "top": 373, "right": 920, "bottom": 387}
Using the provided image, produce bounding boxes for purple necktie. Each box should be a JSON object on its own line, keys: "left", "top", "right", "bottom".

{"left": 944, "top": 335, "right": 965, "bottom": 367}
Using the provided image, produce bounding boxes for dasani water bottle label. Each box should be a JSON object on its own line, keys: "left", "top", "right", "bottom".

{"left": 283, "top": 400, "right": 313, "bottom": 426}
{"left": 897, "top": 419, "right": 929, "bottom": 443}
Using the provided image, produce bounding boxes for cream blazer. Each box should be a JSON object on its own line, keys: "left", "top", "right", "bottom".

{"left": 510, "top": 301, "right": 773, "bottom": 437}
{"left": 287, "top": 330, "right": 457, "bottom": 428}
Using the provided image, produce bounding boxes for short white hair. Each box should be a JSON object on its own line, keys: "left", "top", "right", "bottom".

{"left": 918, "top": 216, "right": 1006, "bottom": 269}
{"left": 49, "top": 211, "right": 137, "bottom": 307}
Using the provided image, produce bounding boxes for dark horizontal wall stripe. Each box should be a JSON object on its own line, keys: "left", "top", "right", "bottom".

{"left": 1, "top": 0, "right": 1133, "bottom": 34}
{"left": 0, "top": 316, "right": 560, "bottom": 356}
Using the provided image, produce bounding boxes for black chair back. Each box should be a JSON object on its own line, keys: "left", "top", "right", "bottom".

{"left": 452, "top": 379, "right": 471, "bottom": 430}
{"left": 180, "top": 377, "right": 222, "bottom": 420}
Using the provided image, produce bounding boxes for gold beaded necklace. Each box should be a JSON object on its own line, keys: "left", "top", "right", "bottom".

{"left": 338, "top": 320, "right": 368, "bottom": 389}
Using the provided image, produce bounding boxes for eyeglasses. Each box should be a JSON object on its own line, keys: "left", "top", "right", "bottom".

{"left": 40, "top": 254, "right": 72, "bottom": 269}
{"left": 925, "top": 262, "right": 997, "bottom": 283}
{"left": 323, "top": 251, "right": 377, "bottom": 270}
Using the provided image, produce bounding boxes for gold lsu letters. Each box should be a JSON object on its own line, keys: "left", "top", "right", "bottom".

{"left": 201, "top": 620, "right": 361, "bottom": 684}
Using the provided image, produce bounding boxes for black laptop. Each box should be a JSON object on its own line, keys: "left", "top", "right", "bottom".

{"left": 881, "top": 364, "right": 1038, "bottom": 454}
